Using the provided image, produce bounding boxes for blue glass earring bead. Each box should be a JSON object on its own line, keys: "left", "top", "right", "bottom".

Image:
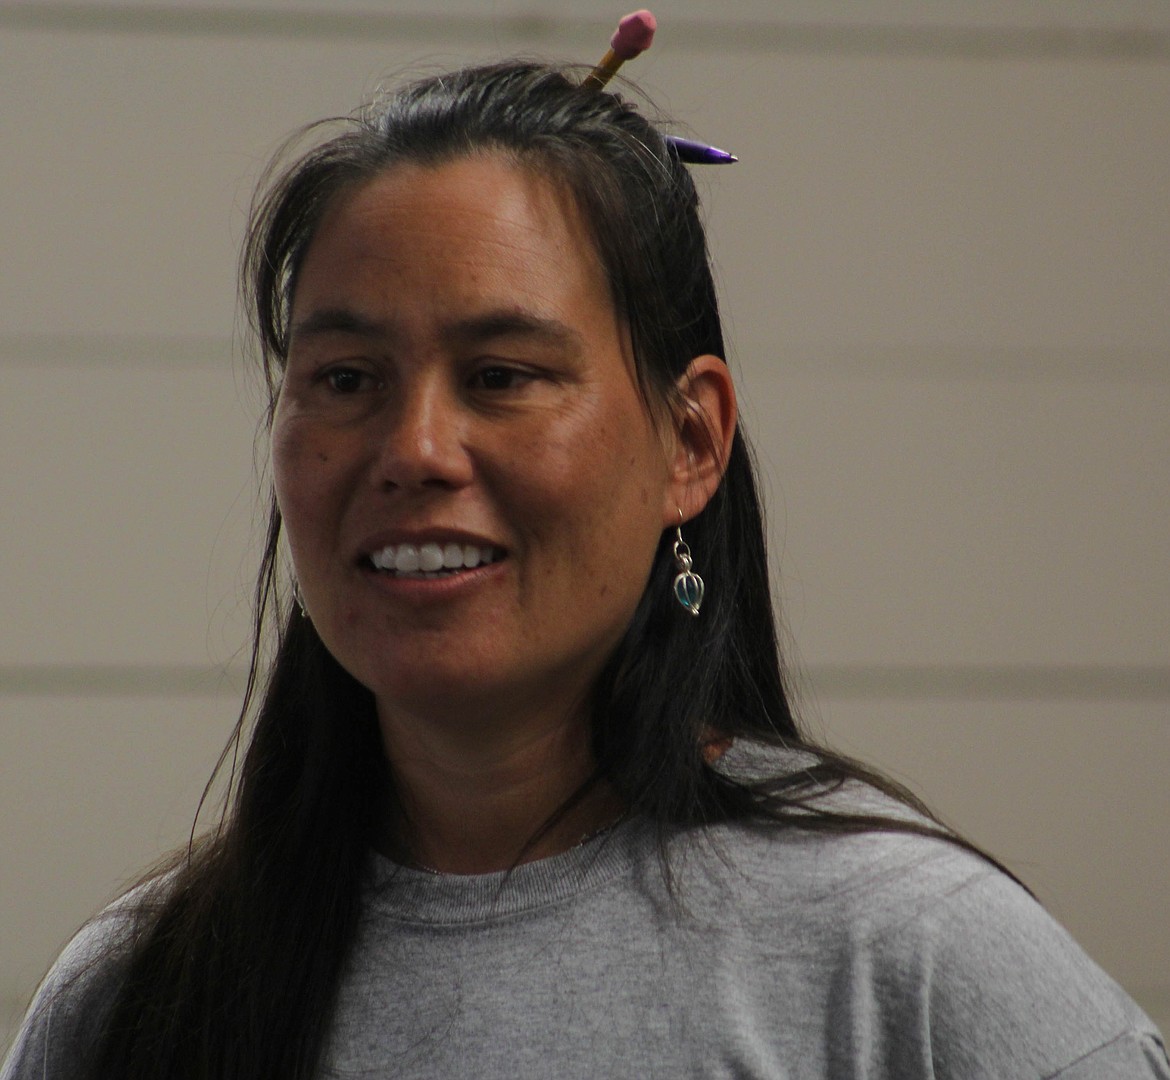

{"left": 672, "top": 531, "right": 704, "bottom": 617}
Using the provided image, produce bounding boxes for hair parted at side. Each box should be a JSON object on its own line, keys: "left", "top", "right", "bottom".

{"left": 86, "top": 60, "right": 977, "bottom": 1080}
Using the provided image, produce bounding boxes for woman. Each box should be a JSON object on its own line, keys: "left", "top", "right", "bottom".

{"left": 4, "top": 61, "right": 1166, "bottom": 1080}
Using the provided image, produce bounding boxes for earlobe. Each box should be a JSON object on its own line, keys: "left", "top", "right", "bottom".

{"left": 666, "top": 355, "right": 737, "bottom": 525}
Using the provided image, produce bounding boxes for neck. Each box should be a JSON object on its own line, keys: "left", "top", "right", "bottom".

{"left": 374, "top": 700, "right": 624, "bottom": 875}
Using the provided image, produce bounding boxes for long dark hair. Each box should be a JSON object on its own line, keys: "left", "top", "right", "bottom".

{"left": 88, "top": 61, "right": 983, "bottom": 1078}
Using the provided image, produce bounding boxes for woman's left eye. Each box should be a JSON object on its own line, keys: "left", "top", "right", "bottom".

{"left": 471, "top": 366, "right": 533, "bottom": 391}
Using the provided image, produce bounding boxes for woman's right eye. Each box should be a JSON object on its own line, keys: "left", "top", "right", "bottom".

{"left": 322, "top": 367, "right": 372, "bottom": 394}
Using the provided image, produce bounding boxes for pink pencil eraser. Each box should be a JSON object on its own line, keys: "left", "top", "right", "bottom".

{"left": 610, "top": 9, "right": 657, "bottom": 60}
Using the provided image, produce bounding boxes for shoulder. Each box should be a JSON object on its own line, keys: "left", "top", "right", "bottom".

{"left": 675, "top": 770, "right": 996, "bottom": 928}
{"left": 673, "top": 785, "right": 1168, "bottom": 1078}
{"left": 1, "top": 882, "right": 161, "bottom": 1080}
{"left": 871, "top": 846, "right": 1167, "bottom": 1077}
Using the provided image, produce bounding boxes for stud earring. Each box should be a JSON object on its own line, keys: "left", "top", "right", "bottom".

{"left": 672, "top": 512, "right": 704, "bottom": 617}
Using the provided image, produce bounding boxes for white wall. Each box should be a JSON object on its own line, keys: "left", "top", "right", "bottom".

{"left": 3, "top": 0, "right": 1168, "bottom": 1050}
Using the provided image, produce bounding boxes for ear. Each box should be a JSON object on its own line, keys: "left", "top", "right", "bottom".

{"left": 663, "top": 355, "right": 737, "bottom": 526}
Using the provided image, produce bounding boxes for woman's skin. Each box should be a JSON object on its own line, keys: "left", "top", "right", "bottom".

{"left": 272, "top": 154, "right": 736, "bottom": 873}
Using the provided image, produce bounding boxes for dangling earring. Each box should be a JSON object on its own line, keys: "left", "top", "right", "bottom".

{"left": 291, "top": 580, "right": 307, "bottom": 619}
{"left": 672, "top": 511, "right": 704, "bottom": 617}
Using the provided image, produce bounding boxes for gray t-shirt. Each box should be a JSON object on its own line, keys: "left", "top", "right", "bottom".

{"left": 5, "top": 814, "right": 1168, "bottom": 1078}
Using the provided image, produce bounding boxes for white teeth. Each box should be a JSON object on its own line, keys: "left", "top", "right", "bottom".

{"left": 396, "top": 544, "right": 420, "bottom": 573}
{"left": 418, "top": 542, "right": 444, "bottom": 572}
{"left": 369, "top": 542, "right": 498, "bottom": 574}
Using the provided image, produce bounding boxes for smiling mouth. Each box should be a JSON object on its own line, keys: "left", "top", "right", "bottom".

{"left": 367, "top": 541, "right": 505, "bottom": 579}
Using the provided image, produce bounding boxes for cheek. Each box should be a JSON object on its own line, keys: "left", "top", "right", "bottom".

{"left": 270, "top": 421, "right": 303, "bottom": 516}
{"left": 525, "top": 413, "right": 666, "bottom": 556}
{"left": 271, "top": 418, "right": 343, "bottom": 544}
{"left": 515, "top": 415, "right": 628, "bottom": 513}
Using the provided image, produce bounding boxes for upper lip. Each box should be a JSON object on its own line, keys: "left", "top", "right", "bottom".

{"left": 356, "top": 528, "right": 506, "bottom": 561}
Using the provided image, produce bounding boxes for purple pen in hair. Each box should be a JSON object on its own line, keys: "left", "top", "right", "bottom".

{"left": 664, "top": 136, "right": 739, "bottom": 165}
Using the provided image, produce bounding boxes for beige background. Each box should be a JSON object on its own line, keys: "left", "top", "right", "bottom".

{"left": 2, "top": 0, "right": 1168, "bottom": 1052}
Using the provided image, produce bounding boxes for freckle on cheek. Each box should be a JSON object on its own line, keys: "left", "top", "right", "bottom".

{"left": 317, "top": 452, "right": 330, "bottom": 463}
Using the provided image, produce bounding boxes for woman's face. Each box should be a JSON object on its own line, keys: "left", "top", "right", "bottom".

{"left": 272, "top": 154, "right": 681, "bottom": 729}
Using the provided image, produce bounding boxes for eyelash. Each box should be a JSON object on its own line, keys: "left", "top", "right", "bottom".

{"left": 314, "top": 362, "right": 539, "bottom": 396}
{"left": 323, "top": 367, "right": 372, "bottom": 394}
{"left": 471, "top": 365, "right": 535, "bottom": 391}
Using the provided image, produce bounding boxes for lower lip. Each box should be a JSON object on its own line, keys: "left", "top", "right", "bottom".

{"left": 361, "top": 558, "right": 507, "bottom": 600}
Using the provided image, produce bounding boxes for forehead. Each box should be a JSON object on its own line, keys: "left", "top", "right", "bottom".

{"left": 292, "top": 153, "right": 613, "bottom": 325}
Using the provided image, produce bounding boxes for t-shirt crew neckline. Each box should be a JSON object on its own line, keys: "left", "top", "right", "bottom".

{"left": 363, "top": 815, "right": 656, "bottom": 925}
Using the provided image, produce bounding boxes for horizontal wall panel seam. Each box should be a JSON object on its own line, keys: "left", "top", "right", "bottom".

{"left": 0, "top": 334, "right": 234, "bottom": 369}
{"left": 803, "top": 664, "right": 1170, "bottom": 701}
{"left": 2, "top": 5, "right": 1169, "bottom": 59}
{"left": 4, "top": 663, "right": 1169, "bottom": 701}
{"left": 0, "top": 664, "right": 247, "bottom": 696}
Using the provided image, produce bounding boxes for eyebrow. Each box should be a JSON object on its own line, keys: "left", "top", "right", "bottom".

{"left": 289, "top": 307, "right": 584, "bottom": 355}
{"left": 290, "top": 308, "right": 386, "bottom": 342}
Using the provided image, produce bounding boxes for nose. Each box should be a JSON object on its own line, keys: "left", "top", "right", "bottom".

{"left": 372, "top": 375, "right": 473, "bottom": 492}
